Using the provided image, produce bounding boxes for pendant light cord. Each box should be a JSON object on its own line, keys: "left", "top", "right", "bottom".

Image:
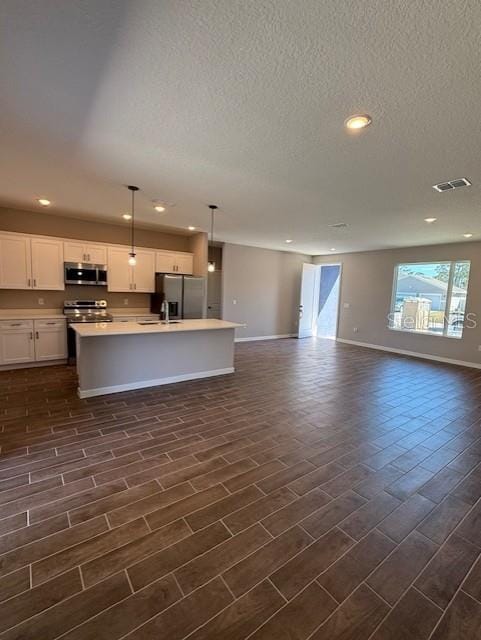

{"left": 208, "top": 204, "right": 218, "bottom": 245}
{"left": 127, "top": 185, "right": 139, "bottom": 257}
{"left": 131, "top": 188, "right": 135, "bottom": 254}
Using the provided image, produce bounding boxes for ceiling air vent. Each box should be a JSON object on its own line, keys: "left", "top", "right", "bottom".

{"left": 329, "top": 222, "right": 349, "bottom": 229}
{"left": 432, "top": 178, "right": 471, "bottom": 192}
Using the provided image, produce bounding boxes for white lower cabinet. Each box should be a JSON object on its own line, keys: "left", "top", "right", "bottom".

{"left": 34, "top": 319, "right": 68, "bottom": 361}
{"left": 0, "top": 321, "right": 35, "bottom": 365}
{"left": 0, "top": 319, "right": 67, "bottom": 366}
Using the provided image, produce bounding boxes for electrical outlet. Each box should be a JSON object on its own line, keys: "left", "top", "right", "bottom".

{"left": 478, "top": 345, "right": 481, "bottom": 351}
{"left": 38, "top": 298, "right": 44, "bottom": 305}
{"left": 123, "top": 298, "right": 129, "bottom": 306}
{"left": 233, "top": 299, "right": 237, "bottom": 305}
{"left": 353, "top": 327, "right": 359, "bottom": 333}
{"left": 343, "top": 302, "right": 350, "bottom": 309}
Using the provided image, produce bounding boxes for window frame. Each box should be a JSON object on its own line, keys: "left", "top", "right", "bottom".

{"left": 389, "top": 260, "right": 470, "bottom": 339}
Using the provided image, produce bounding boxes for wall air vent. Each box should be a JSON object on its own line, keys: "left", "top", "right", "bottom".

{"left": 433, "top": 178, "right": 471, "bottom": 192}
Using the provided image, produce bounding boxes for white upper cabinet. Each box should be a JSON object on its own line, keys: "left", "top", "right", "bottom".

{"left": 107, "top": 247, "right": 132, "bottom": 292}
{"left": 155, "top": 250, "right": 193, "bottom": 274}
{"left": 0, "top": 234, "right": 64, "bottom": 290}
{"left": 176, "top": 253, "right": 194, "bottom": 275}
{"left": 30, "top": 238, "right": 64, "bottom": 290}
{"left": 107, "top": 247, "right": 156, "bottom": 292}
{"left": 0, "top": 232, "right": 195, "bottom": 293}
{"left": 86, "top": 244, "right": 107, "bottom": 264}
{"left": 132, "top": 250, "right": 156, "bottom": 292}
{"left": 0, "top": 234, "right": 31, "bottom": 289}
{"left": 63, "top": 241, "right": 85, "bottom": 263}
{"left": 64, "top": 241, "right": 107, "bottom": 264}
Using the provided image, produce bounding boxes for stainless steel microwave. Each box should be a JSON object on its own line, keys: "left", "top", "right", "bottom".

{"left": 64, "top": 263, "right": 107, "bottom": 286}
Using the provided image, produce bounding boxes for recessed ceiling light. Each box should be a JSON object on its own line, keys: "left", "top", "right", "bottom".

{"left": 345, "top": 114, "right": 372, "bottom": 130}
{"left": 122, "top": 214, "right": 132, "bottom": 220}
{"left": 188, "top": 226, "right": 196, "bottom": 231}
{"left": 285, "top": 239, "right": 293, "bottom": 244}
{"left": 463, "top": 233, "right": 473, "bottom": 238}
{"left": 329, "top": 247, "right": 336, "bottom": 251}
{"left": 424, "top": 217, "right": 437, "bottom": 223}
{"left": 37, "top": 198, "right": 51, "bottom": 206}
{"left": 154, "top": 204, "right": 166, "bottom": 213}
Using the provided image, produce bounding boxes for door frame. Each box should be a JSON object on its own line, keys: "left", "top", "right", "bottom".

{"left": 315, "top": 262, "right": 343, "bottom": 340}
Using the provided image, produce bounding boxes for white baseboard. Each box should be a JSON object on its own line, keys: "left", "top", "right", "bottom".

{"left": 0, "top": 359, "right": 68, "bottom": 371}
{"left": 235, "top": 333, "right": 296, "bottom": 343}
{"left": 78, "top": 367, "right": 235, "bottom": 398}
{"left": 337, "top": 338, "right": 481, "bottom": 370}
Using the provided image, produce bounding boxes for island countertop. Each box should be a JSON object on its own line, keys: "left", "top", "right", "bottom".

{"left": 71, "top": 318, "right": 244, "bottom": 338}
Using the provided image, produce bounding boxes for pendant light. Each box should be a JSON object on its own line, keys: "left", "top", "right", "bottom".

{"left": 207, "top": 204, "right": 218, "bottom": 273}
{"left": 127, "top": 185, "right": 139, "bottom": 266}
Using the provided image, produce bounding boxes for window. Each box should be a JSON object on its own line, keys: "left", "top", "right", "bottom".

{"left": 389, "top": 261, "right": 471, "bottom": 338}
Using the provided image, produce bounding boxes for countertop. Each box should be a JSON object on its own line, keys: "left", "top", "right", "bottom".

{"left": 0, "top": 310, "right": 65, "bottom": 320}
{"left": 71, "top": 319, "right": 244, "bottom": 337}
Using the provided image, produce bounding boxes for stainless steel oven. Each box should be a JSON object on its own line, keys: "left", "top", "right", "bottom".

{"left": 64, "top": 263, "right": 107, "bottom": 286}
{"left": 64, "top": 299, "right": 113, "bottom": 363}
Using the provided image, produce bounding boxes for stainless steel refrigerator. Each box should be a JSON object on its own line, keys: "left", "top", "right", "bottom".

{"left": 151, "top": 274, "right": 206, "bottom": 319}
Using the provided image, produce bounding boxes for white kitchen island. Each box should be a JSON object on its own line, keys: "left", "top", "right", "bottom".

{"left": 71, "top": 319, "right": 243, "bottom": 398}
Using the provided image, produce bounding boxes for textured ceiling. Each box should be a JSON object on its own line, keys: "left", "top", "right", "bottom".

{"left": 1, "top": 0, "right": 481, "bottom": 255}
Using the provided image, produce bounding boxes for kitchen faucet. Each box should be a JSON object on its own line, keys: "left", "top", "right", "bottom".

{"left": 160, "top": 300, "right": 170, "bottom": 323}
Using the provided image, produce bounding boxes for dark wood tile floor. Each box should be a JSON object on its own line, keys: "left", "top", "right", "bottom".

{"left": 0, "top": 338, "right": 481, "bottom": 639}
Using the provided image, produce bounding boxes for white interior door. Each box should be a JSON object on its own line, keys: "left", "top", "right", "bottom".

{"left": 298, "top": 263, "right": 318, "bottom": 338}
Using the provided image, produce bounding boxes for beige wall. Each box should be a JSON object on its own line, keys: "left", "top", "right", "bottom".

{"left": 188, "top": 232, "right": 209, "bottom": 278}
{"left": 222, "top": 243, "right": 311, "bottom": 339}
{"left": 0, "top": 286, "right": 150, "bottom": 310}
{"left": 314, "top": 241, "right": 481, "bottom": 365}
{"left": 0, "top": 206, "right": 207, "bottom": 310}
{"left": 0, "top": 207, "right": 192, "bottom": 251}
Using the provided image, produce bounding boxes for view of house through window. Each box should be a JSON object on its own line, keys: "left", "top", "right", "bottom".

{"left": 390, "top": 261, "right": 471, "bottom": 338}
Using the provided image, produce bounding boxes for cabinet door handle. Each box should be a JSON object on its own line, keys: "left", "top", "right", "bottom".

{"left": 30, "top": 332, "right": 33, "bottom": 340}
{"left": 46, "top": 321, "right": 56, "bottom": 325}
{"left": 33, "top": 279, "right": 36, "bottom": 288}
{"left": 27, "top": 278, "right": 31, "bottom": 287}
{"left": 11, "top": 323, "right": 21, "bottom": 327}
{"left": 87, "top": 254, "right": 90, "bottom": 262}
{"left": 134, "top": 283, "right": 137, "bottom": 290}
{"left": 35, "top": 331, "right": 39, "bottom": 339}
